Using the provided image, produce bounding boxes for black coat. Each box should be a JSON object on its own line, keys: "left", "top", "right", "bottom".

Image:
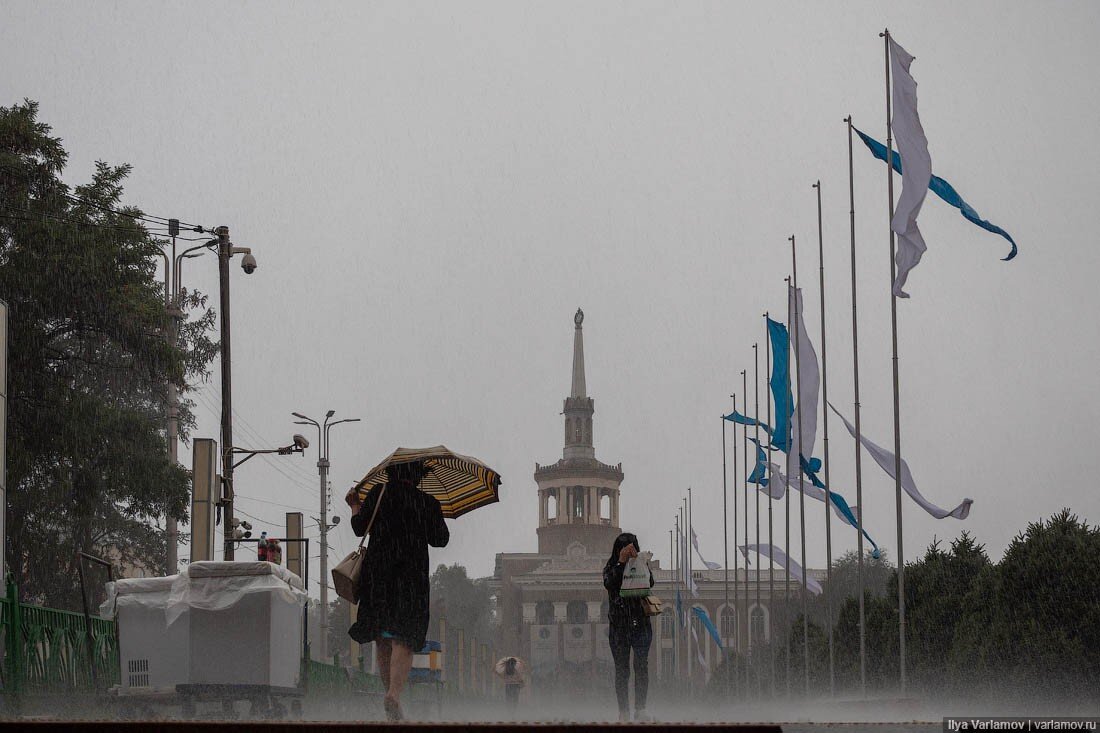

{"left": 348, "top": 481, "right": 449, "bottom": 651}
{"left": 603, "top": 558, "right": 654, "bottom": 629}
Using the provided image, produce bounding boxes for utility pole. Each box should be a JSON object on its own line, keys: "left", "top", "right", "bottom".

{"left": 165, "top": 220, "right": 181, "bottom": 573}
{"left": 217, "top": 226, "right": 236, "bottom": 560}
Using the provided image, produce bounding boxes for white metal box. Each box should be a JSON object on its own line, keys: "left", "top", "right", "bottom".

{"left": 113, "top": 575, "right": 190, "bottom": 691}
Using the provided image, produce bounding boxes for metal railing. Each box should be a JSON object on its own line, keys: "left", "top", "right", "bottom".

{"left": 1, "top": 579, "right": 119, "bottom": 694}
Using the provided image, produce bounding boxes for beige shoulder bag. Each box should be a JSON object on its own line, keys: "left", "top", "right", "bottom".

{"left": 331, "top": 486, "right": 386, "bottom": 603}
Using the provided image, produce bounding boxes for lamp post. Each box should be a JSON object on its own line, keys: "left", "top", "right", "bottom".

{"left": 293, "top": 410, "right": 360, "bottom": 660}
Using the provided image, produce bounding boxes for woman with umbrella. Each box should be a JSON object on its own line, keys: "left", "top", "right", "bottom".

{"left": 345, "top": 447, "right": 501, "bottom": 721}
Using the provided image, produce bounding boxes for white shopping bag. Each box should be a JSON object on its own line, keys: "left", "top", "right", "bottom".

{"left": 620, "top": 551, "right": 653, "bottom": 597}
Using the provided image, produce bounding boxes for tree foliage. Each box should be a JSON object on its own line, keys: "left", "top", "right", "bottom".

{"left": 428, "top": 563, "right": 495, "bottom": 644}
{"left": 0, "top": 100, "right": 217, "bottom": 608}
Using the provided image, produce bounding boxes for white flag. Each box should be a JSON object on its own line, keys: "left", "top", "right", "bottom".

{"left": 788, "top": 285, "right": 821, "bottom": 466}
{"left": 679, "top": 526, "right": 699, "bottom": 597}
{"left": 889, "top": 36, "right": 932, "bottom": 298}
{"left": 768, "top": 463, "right": 851, "bottom": 526}
{"left": 739, "top": 543, "right": 822, "bottom": 595}
{"left": 828, "top": 402, "right": 972, "bottom": 520}
{"left": 691, "top": 527, "right": 722, "bottom": 570}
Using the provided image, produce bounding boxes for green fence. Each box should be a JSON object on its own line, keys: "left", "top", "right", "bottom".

{"left": 1, "top": 580, "right": 120, "bottom": 694}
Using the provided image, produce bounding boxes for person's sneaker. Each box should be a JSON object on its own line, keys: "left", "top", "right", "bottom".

{"left": 634, "top": 710, "right": 654, "bottom": 723}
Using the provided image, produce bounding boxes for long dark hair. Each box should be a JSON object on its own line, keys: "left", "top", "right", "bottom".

{"left": 606, "top": 532, "right": 640, "bottom": 569}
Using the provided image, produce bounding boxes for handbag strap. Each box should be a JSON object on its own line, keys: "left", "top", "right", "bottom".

{"left": 356, "top": 485, "right": 387, "bottom": 549}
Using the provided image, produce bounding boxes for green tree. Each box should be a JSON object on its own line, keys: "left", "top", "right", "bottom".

{"left": 0, "top": 100, "right": 217, "bottom": 608}
{"left": 429, "top": 563, "right": 494, "bottom": 645}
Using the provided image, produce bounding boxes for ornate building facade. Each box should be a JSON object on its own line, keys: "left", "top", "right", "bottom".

{"left": 491, "top": 310, "right": 819, "bottom": 692}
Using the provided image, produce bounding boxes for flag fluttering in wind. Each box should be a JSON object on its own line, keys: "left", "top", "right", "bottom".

{"left": 766, "top": 317, "right": 794, "bottom": 452}
{"left": 887, "top": 35, "right": 933, "bottom": 299}
{"left": 678, "top": 524, "right": 699, "bottom": 597}
{"left": 855, "top": 128, "right": 1017, "bottom": 261}
{"left": 740, "top": 543, "right": 823, "bottom": 595}
{"left": 747, "top": 437, "right": 770, "bottom": 487}
{"left": 691, "top": 606, "right": 724, "bottom": 649}
{"left": 768, "top": 463, "right": 881, "bottom": 557}
{"left": 829, "top": 403, "right": 973, "bottom": 520}
{"left": 691, "top": 528, "right": 722, "bottom": 570}
{"left": 690, "top": 624, "right": 710, "bottom": 679}
{"left": 788, "top": 285, "right": 821, "bottom": 466}
{"left": 722, "top": 410, "right": 773, "bottom": 436}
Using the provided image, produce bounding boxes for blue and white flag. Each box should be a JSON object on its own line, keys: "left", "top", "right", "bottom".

{"left": 887, "top": 36, "right": 933, "bottom": 298}
{"left": 788, "top": 285, "right": 821, "bottom": 470}
{"left": 691, "top": 606, "right": 724, "bottom": 649}
{"left": 828, "top": 402, "right": 973, "bottom": 520}
{"left": 855, "top": 128, "right": 1016, "bottom": 261}
{"left": 675, "top": 587, "right": 685, "bottom": 628}
{"left": 766, "top": 317, "right": 794, "bottom": 452}
{"left": 768, "top": 462, "right": 881, "bottom": 557}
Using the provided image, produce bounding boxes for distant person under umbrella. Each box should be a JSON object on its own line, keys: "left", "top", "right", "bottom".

{"left": 493, "top": 656, "right": 528, "bottom": 717}
{"left": 346, "top": 460, "right": 449, "bottom": 721}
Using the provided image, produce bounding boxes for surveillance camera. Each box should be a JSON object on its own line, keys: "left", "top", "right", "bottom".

{"left": 292, "top": 434, "right": 310, "bottom": 450}
{"left": 241, "top": 252, "right": 258, "bottom": 274}
{"left": 331, "top": 516, "right": 341, "bottom": 525}
{"left": 241, "top": 520, "right": 253, "bottom": 531}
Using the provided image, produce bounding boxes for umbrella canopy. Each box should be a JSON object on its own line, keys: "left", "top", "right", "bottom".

{"left": 351, "top": 446, "right": 501, "bottom": 519}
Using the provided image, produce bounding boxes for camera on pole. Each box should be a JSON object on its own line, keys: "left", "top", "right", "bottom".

{"left": 231, "top": 518, "right": 252, "bottom": 540}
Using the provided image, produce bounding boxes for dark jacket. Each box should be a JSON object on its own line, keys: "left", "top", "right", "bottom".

{"left": 603, "top": 557, "right": 654, "bottom": 628}
{"left": 348, "top": 481, "right": 449, "bottom": 651}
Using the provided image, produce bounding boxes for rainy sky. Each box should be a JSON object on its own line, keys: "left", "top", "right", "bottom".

{"left": 3, "top": 1, "right": 1099, "bottom": 592}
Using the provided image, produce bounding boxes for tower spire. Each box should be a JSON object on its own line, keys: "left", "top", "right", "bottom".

{"left": 571, "top": 308, "right": 586, "bottom": 398}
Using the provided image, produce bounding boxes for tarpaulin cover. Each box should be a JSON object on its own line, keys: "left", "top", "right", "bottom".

{"left": 99, "top": 575, "right": 179, "bottom": 617}
{"left": 166, "top": 561, "right": 306, "bottom": 626}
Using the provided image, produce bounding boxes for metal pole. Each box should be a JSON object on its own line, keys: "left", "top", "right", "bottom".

{"left": 165, "top": 232, "right": 180, "bottom": 574}
{"left": 722, "top": 410, "right": 730, "bottom": 696}
{"left": 783, "top": 276, "right": 793, "bottom": 699}
{"left": 730, "top": 393, "right": 738, "bottom": 692}
{"left": 764, "top": 314, "right": 775, "bottom": 698}
{"left": 752, "top": 343, "right": 761, "bottom": 697}
{"left": 790, "top": 235, "right": 810, "bottom": 697}
{"left": 740, "top": 369, "right": 749, "bottom": 696}
{"left": 216, "top": 225, "right": 235, "bottom": 560}
{"left": 814, "top": 179, "right": 836, "bottom": 697}
{"left": 846, "top": 115, "right": 868, "bottom": 698}
{"left": 882, "top": 28, "right": 907, "bottom": 694}
{"left": 318, "top": 417, "right": 331, "bottom": 660}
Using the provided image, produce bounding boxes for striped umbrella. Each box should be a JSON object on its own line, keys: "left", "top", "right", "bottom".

{"left": 351, "top": 446, "right": 502, "bottom": 519}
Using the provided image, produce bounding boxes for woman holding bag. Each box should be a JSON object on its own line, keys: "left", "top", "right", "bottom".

{"left": 603, "top": 532, "right": 655, "bottom": 722}
{"left": 346, "top": 460, "right": 449, "bottom": 721}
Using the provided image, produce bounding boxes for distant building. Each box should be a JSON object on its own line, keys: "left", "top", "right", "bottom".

{"left": 491, "top": 310, "right": 820, "bottom": 690}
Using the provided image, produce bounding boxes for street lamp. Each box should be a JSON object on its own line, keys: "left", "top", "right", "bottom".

{"left": 292, "top": 410, "right": 360, "bottom": 660}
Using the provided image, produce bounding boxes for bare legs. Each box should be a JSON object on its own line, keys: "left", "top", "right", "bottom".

{"left": 376, "top": 637, "right": 414, "bottom": 720}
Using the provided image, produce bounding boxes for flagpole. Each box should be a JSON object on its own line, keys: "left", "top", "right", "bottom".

{"left": 727, "top": 394, "right": 738, "bottom": 695}
{"left": 684, "top": 497, "right": 693, "bottom": 689}
{"left": 670, "top": 525, "right": 675, "bottom": 686}
{"left": 814, "top": 179, "right": 836, "bottom": 698}
{"left": 780, "top": 288, "right": 791, "bottom": 700}
{"left": 689, "top": 485, "right": 695, "bottom": 688}
{"left": 752, "top": 342, "right": 762, "bottom": 697}
{"left": 846, "top": 114, "right": 869, "bottom": 698}
{"left": 676, "top": 512, "right": 683, "bottom": 686}
{"left": 881, "top": 27, "right": 907, "bottom": 694}
{"left": 790, "top": 234, "right": 810, "bottom": 697}
{"left": 763, "top": 312, "right": 775, "bottom": 699}
{"left": 722, "top": 410, "right": 729, "bottom": 696}
{"left": 740, "top": 368, "right": 750, "bottom": 696}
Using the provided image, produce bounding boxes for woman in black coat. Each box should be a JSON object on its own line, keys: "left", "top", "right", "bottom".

{"left": 347, "top": 460, "right": 449, "bottom": 721}
{"left": 603, "top": 532, "right": 655, "bottom": 722}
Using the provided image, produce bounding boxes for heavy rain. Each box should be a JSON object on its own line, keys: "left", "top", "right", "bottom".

{"left": 1, "top": 3, "right": 1098, "bottom": 732}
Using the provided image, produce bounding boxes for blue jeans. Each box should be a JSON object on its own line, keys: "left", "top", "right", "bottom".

{"left": 608, "top": 619, "right": 652, "bottom": 714}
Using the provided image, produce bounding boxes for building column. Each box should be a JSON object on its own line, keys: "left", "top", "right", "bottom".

{"left": 611, "top": 489, "right": 619, "bottom": 527}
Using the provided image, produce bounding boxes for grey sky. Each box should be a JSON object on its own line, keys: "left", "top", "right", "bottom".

{"left": 4, "top": 1, "right": 1099, "bottom": 592}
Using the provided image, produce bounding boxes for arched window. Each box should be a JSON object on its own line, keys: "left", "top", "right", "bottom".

{"left": 572, "top": 489, "right": 584, "bottom": 519}
{"left": 599, "top": 493, "right": 611, "bottom": 522}
{"left": 721, "top": 606, "right": 736, "bottom": 641}
{"left": 750, "top": 606, "right": 766, "bottom": 646}
{"left": 546, "top": 490, "right": 557, "bottom": 522}
{"left": 535, "top": 601, "right": 554, "bottom": 625}
{"left": 566, "top": 600, "right": 587, "bottom": 624}
{"left": 660, "top": 608, "right": 675, "bottom": 636}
